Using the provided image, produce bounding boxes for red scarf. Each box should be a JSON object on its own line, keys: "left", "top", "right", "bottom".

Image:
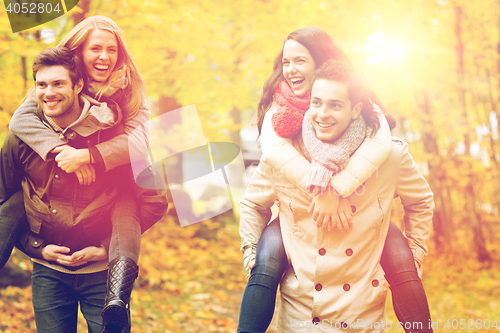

{"left": 272, "top": 80, "right": 311, "bottom": 138}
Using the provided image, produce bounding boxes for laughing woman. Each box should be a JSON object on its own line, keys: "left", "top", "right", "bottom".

{"left": 238, "top": 27, "right": 433, "bottom": 333}
{"left": 1, "top": 16, "right": 167, "bottom": 332}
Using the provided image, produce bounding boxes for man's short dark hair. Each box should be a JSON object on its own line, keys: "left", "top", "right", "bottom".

{"left": 32, "top": 47, "right": 85, "bottom": 87}
{"left": 312, "top": 60, "right": 380, "bottom": 136}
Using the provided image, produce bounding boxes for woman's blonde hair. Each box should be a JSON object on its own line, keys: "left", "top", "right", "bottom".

{"left": 58, "top": 15, "right": 146, "bottom": 120}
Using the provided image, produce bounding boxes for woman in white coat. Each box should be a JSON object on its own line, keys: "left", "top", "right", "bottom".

{"left": 238, "top": 28, "right": 433, "bottom": 333}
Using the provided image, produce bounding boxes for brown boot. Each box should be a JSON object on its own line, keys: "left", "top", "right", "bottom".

{"left": 101, "top": 256, "right": 138, "bottom": 333}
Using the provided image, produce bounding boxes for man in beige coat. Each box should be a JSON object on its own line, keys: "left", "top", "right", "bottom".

{"left": 240, "top": 60, "right": 434, "bottom": 332}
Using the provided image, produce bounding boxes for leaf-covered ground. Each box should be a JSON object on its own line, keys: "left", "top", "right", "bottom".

{"left": 1, "top": 213, "right": 499, "bottom": 332}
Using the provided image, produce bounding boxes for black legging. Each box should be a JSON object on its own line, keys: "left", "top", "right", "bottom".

{"left": 0, "top": 190, "right": 26, "bottom": 269}
{"left": 237, "top": 217, "right": 433, "bottom": 333}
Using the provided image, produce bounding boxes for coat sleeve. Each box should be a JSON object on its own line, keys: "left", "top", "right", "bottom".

{"left": 261, "top": 105, "right": 312, "bottom": 196}
{"left": 0, "top": 133, "right": 27, "bottom": 204}
{"left": 10, "top": 97, "right": 151, "bottom": 172}
{"left": 93, "top": 98, "right": 151, "bottom": 171}
{"left": 394, "top": 140, "right": 434, "bottom": 278}
{"left": 15, "top": 223, "right": 47, "bottom": 260}
{"left": 0, "top": 134, "right": 47, "bottom": 260}
{"left": 9, "top": 98, "right": 67, "bottom": 161}
{"left": 261, "top": 105, "right": 392, "bottom": 197}
{"left": 239, "top": 159, "right": 277, "bottom": 271}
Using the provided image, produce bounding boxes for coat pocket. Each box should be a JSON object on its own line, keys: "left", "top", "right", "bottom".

{"left": 360, "top": 195, "right": 385, "bottom": 238}
{"left": 374, "top": 195, "right": 385, "bottom": 238}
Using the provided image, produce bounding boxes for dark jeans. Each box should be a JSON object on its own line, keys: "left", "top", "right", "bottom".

{"left": 31, "top": 262, "right": 130, "bottom": 333}
{"left": 238, "top": 218, "right": 287, "bottom": 333}
{"left": 238, "top": 219, "right": 433, "bottom": 333}
{"left": 381, "top": 222, "right": 433, "bottom": 333}
{"left": 0, "top": 189, "right": 26, "bottom": 269}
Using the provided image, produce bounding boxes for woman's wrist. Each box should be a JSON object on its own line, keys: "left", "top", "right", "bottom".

{"left": 318, "top": 185, "right": 340, "bottom": 196}
{"left": 79, "top": 149, "right": 91, "bottom": 164}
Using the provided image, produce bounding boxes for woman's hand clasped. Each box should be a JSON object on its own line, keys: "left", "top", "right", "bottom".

{"left": 41, "top": 244, "right": 107, "bottom": 267}
{"left": 52, "top": 145, "right": 94, "bottom": 185}
{"left": 74, "top": 164, "right": 96, "bottom": 185}
{"left": 308, "top": 188, "right": 353, "bottom": 232}
{"left": 335, "top": 196, "right": 353, "bottom": 232}
{"left": 52, "top": 145, "right": 91, "bottom": 173}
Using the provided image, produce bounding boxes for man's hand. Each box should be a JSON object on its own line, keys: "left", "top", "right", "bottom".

{"left": 70, "top": 246, "right": 107, "bottom": 263}
{"left": 308, "top": 187, "right": 341, "bottom": 230}
{"left": 74, "top": 164, "right": 96, "bottom": 185}
{"left": 41, "top": 244, "right": 107, "bottom": 267}
{"left": 41, "top": 244, "right": 87, "bottom": 266}
{"left": 53, "top": 145, "right": 90, "bottom": 173}
{"left": 41, "top": 244, "right": 72, "bottom": 262}
{"left": 335, "top": 197, "right": 353, "bottom": 232}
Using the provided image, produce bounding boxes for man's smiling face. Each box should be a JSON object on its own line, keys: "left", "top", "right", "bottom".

{"left": 35, "top": 65, "right": 82, "bottom": 122}
{"left": 309, "top": 78, "right": 362, "bottom": 143}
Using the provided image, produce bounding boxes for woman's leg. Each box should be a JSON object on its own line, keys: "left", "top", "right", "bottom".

{"left": 0, "top": 189, "right": 27, "bottom": 269}
{"left": 136, "top": 186, "right": 168, "bottom": 234}
{"left": 107, "top": 192, "right": 141, "bottom": 263}
{"left": 238, "top": 217, "right": 288, "bottom": 333}
{"left": 129, "top": 165, "right": 169, "bottom": 235}
{"left": 102, "top": 191, "right": 141, "bottom": 333}
{"left": 380, "top": 221, "right": 433, "bottom": 333}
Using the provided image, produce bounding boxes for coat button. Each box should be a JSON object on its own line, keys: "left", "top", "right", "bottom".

{"left": 351, "top": 206, "right": 356, "bottom": 213}
{"left": 86, "top": 139, "right": 91, "bottom": 144}
{"left": 318, "top": 248, "right": 326, "bottom": 256}
{"left": 315, "top": 284, "right": 322, "bottom": 291}
{"left": 343, "top": 284, "right": 350, "bottom": 291}
{"left": 345, "top": 248, "right": 353, "bottom": 256}
{"left": 372, "top": 279, "right": 380, "bottom": 287}
{"left": 69, "top": 133, "right": 75, "bottom": 137}
{"left": 312, "top": 317, "right": 320, "bottom": 324}
{"left": 55, "top": 174, "right": 59, "bottom": 179}
{"left": 52, "top": 209, "right": 57, "bottom": 214}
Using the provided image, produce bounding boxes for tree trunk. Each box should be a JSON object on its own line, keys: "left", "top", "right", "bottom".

{"left": 462, "top": 159, "right": 492, "bottom": 262}
{"left": 21, "top": 56, "right": 27, "bottom": 92}
{"left": 417, "top": 89, "right": 455, "bottom": 252}
{"left": 486, "top": 68, "right": 499, "bottom": 169}
{"left": 454, "top": 4, "right": 491, "bottom": 262}
{"left": 497, "top": 0, "right": 500, "bottom": 135}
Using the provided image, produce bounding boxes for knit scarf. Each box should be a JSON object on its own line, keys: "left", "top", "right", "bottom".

{"left": 87, "top": 64, "right": 129, "bottom": 98}
{"left": 299, "top": 111, "right": 367, "bottom": 192}
{"left": 272, "top": 80, "right": 310, "bottom": 138}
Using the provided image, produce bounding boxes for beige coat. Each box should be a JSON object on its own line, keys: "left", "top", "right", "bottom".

{"left": 256, "top": 103, "right": 430, "bottom": 274}
{"left": 240, "top": 138, "right": 434, "bottom": 332}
